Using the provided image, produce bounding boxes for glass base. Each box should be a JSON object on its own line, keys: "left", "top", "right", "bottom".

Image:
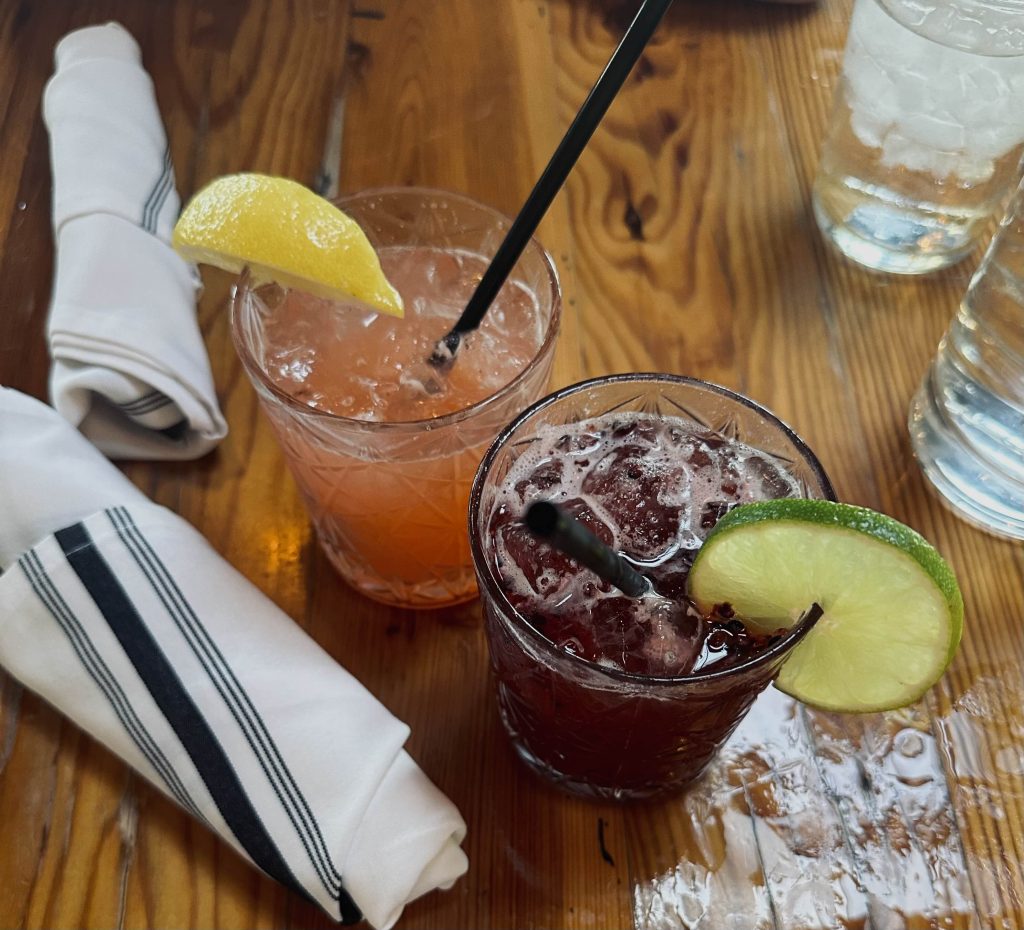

{"left": 509, "top": 742, "right": 693, "bottom": 802}
{"left": 909, "top": 383, "right": 1024, "bottom": 541}
{"left": 318, "top": 536, "right": 479, "bottom": 610}
{"left": 498, "top": 702, "right": 697, "bottom": 802}
{"left": 812, "top": 190, "right": 973, "bottom": 275}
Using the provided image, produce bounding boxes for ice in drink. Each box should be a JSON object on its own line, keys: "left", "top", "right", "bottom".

{"left": 470, "top": 376, "right": 834, "bottom": 799}
{"left": 487, "top": 415, "right": 801, "bottom": 676}
{"left": 232, "top": 188, "right": 561, "bottom": 608}
{"left": 262, "top": 247, "right": 546, "bottom": 422}
{"left": 813, "top": 0, "right": 1024, "bottom": 274}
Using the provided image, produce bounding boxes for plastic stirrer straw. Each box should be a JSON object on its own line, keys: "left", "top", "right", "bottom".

{"left": 428, "top": 0, "right": 675, "bottom": 370}
{"left": 525, "top": 503, "right": 827, "bottom": 631}
{"left": 525, "top": 501, "right": 651, "bottom": 598}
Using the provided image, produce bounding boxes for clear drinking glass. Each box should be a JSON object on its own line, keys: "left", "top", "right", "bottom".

{"left": 469, "top": 375, "right": 836, "bottom": 800}
{"left": 232, "top": 187, "right": 561, "bottom": 609}
{"left": 812, "top": 0, "right": 1024, "bottom": 274}
{"left": 910, "top": 173, "right": 1024, "bottom": 539}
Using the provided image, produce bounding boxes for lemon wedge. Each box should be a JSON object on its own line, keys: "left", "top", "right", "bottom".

{"left": 172, "top": 173, "right": 404, "bottom": 317}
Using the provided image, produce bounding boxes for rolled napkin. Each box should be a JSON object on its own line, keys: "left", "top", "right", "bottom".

{"left": 42, "top": 23, "right": 228, "bottom": 460}
{"left": 0, "top": 388, "right": 468, "bottom": 928}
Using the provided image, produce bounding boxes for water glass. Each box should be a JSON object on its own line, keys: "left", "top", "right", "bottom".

{"left": 910, "top": 174, "right": 1024, "bottom": 539}
{"left": 813, "top": 0, "right": 1024, "bottom": 274}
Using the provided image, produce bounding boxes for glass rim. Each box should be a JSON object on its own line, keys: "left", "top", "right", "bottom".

{"left": 229, "top": 184, "right": 563, "bottom": 434}
{"left": 468, "top": 372, "right": 837, "bottom": 687}
{"left": 871, "top": 0, "right": 1024, "bottom": 56}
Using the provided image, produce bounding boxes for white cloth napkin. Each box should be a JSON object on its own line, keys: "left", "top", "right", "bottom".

{"left": 0, "top": 388, "right": 468, "bottom": 928}
{"left": 42, "top": 23, "right": 228, "bottom": 461}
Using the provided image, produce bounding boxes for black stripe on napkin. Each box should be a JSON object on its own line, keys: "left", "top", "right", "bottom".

{"left": 146, "top": 168, "right": 173, "bottom": 234}
{"left": 19, "top": 551, "right": 205, "bottom": 823}
{"left": 106, "top": 507, "right": 352, "bottom": 908}
{"left": 54, "top": 522, "right": 334, "bottom": 918}
{"left": 117, "top": 391, "right": 174, "bottom": 416}
{"left": 141, "top": 147, "right": 172, "bottom": 234}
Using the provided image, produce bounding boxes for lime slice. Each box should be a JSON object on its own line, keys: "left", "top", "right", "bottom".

{"left": 173, "top": 173, "right": 403, "bottom": 317}
{"left": 687, "top": 499, "right": 963, "bottom": 713}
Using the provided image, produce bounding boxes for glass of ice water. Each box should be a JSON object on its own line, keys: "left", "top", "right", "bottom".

{"left": 812, "top": 0, "right": 1024, "bottom": 275}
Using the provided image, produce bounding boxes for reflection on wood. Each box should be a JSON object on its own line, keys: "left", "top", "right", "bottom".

{"left": 631, "top": 690, "right": 984, "bottom": 929}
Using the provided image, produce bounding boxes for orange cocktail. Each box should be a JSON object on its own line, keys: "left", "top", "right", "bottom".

{"left": 231, "top": 187, "right": 561, "bottom": 608}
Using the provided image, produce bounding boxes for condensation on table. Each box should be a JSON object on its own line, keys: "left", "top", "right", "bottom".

{"left": 632, "top": 671, "right": 1024, "bottom": 930}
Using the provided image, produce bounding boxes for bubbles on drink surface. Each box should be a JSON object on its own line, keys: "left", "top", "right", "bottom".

{"left": 256, "top": 245, "right": 545, "bottom": 420}
{"left": 486, "top": 414, "right": 802, "bottom": 677}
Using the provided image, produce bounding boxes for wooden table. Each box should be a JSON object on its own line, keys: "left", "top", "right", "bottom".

{"left": 2, "top": 1, "right": 1023, "bottom": 927}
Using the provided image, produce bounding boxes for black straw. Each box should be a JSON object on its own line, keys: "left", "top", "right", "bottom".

{"left": 525, "top": 501, "right": 651, "bottom": 598}
{"left": 428, "top": 0, "right": 675, "bottom": 369}
{"left": 799, "top": 603, "right": 825, "bottom": 627}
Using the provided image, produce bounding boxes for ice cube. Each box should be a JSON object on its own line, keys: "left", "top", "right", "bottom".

{"left": 699, "top": 500, "right": 731, "bottom": 529}
{"left": 969, "top": 123, "right": 1024, "bottom": 161}
{"left": 881, "top": 129, "right": 960, "bottom": 177}
{"left": 851, "top": 110, "right": 885, "bottom": 150}
{"left": 610, "top": 418, "right": 659, "bottom": 443}
{"left": 845, "top": 42, "right": 900, "bottom": 122}
{"left": 554, "top": 429, "right": 604, "bottom": 457}
{"left": 513, "top": 458, "right": 564, "bottom": 503}
{"left": 270, "top": 346, "right": 316, "bottom": 382}
{"left": 903, "top": 113, "right": 966, "bottom": 153}
{"left": 581, "top": 444, "right": 683, "bottom": 558}
{"left": 639, "top": 596, "right": 704, "bottom": 676}
{"left": 585, "top": 597, "right": 651, "bottom": 673}
{"left": 743, "top": 454, "right": 798, "bottom": 500}
{"left": 497, "top": 497, "right": 613, "bottom": 597}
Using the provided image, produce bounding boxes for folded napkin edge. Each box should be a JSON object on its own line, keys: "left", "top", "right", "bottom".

{"left": 341, "top": 751, "right": 468, "bottom": 929}
{"left": 0, "top": 497, "right": 428, "bottom": 927}
{"left": 53, "top": 21, "right": 142, "bottom": 69}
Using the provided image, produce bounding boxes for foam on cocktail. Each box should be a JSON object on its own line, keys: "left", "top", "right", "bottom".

{"left": 485, "top": 414, "right": 802, "bottom": 677}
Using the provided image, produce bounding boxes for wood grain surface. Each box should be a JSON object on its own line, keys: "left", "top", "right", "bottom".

{"left": 1, "top": 0, "right": 1023, "bottom": 928}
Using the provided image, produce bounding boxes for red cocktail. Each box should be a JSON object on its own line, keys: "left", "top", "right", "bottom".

{"left": 469, "top": 375, "right": 834, "bottom": 800}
